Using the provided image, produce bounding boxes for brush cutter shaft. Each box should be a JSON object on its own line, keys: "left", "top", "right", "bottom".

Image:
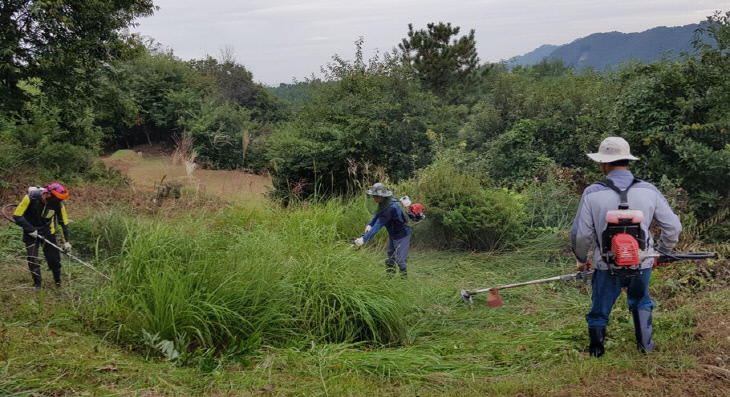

{"left": 38, "top": 235, "right": 111, "bottom": 280}
{"left": 464, "top": 272, "right": 585, "bottom": 296}
{"left": 461, "top": 251, "right": 716, "bottom": 303}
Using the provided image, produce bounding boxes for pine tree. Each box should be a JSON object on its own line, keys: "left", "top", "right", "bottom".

{"left": 399, "top": 22, "right": 480, "bottom": 100}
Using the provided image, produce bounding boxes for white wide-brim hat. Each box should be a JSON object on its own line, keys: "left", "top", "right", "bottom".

{"left": 587, "top": 137, "right": 640, "bottom": 163}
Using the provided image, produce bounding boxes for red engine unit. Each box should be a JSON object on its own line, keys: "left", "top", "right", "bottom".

{"left": 611, "top": 233, "right": 640, "bottom": 267}
{"left": 410, "top": 203, "right": 425, "bottom": 217}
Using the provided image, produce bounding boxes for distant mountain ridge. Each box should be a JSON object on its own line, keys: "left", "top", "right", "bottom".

{"left": 509, "top": 23, "right": 706, "bottom": 69}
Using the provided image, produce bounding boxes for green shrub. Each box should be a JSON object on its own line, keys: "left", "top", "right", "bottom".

{"left": 414, "top": 159, "right": 527, "bottom": 250}
{"left": 482, "top": 119, "right": 555, "bottom": 187}
{"left": 266, "top": 42, "right": 435, "bottom": 199}
{"left": 440, "top": 188, "right": 527, "bottom": 250}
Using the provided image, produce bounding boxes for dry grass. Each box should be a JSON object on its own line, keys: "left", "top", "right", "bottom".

{"left": 103, "top": 150, "right": 271, "bottom": 205}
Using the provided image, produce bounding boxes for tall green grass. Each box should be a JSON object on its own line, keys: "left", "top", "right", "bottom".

{"left": 96, "top": 198, "right": 412, "bottom": 355}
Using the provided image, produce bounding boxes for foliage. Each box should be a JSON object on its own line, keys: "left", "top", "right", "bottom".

{"left": 190, "top": 53, "right": 286, "bottom": 123}
{"left": 522, "top": 172, "right": 580, "bottom": 230}
{"left": 0, "top": 80, "right": 105, "bottom": 184}
{"left": 399, "top": 22, "right": 480, "bottom": 103}
{"left": 482, "top": 119, "right": 556, "bottom": 186}
{"left": 0, "top": 0, "right": 155, "bottom": 112}
{"left": 269, "top": 80, "right": 324, "bottom": 115}
{"left": 413, "top": 157, "right": 527, "bottom": 250}
{"left": 267, "top": 40, "right": 436, "bottom": 199}
{"left": 609, "top": 60, "right": 730, "bottom": 218}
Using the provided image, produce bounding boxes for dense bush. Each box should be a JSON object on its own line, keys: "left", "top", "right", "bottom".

{"left": 482, "top": 119, "right": 555, "bottom": 186}
{"left": 413, "top": 158, "right": 527, "bottom": 250}
{"left": 267, "top": 43, "right": 436, "bottom": 199}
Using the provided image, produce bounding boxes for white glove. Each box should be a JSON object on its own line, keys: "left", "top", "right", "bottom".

{"left": 353, "top": 237, "right": 364, "bottom": 247}
{"left": 29, "top": 230, "right": 39, "bottom": 238}
{"left": 63, "top": 242, "right": 72, "bottom": 253}
{"left": 364, "top": 225, "right": 372, "bottom": 234}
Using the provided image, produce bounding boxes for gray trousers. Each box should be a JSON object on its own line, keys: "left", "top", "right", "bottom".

{"left": 385, "top": 234, "right": 410, "bottom": 275}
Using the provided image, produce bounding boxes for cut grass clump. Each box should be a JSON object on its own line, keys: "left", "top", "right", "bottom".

{"left": 97, "top": 201, "right": 414, "bottom": 356}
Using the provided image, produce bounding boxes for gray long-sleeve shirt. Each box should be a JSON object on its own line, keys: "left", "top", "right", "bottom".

{"left": 570, "top": 170, "right": 682, "bottom": 270}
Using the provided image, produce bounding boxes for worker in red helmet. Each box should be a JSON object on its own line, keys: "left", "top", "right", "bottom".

{"left": 571, "top": 138, "right": 682, "bottom": 357}
{"left": 13, "top": 183, "right": 72, "bottom": 290}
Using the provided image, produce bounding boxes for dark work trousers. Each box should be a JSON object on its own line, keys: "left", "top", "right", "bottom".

{"left": 23, "top": 233, "right": 62, "bottom": 287}
{"left": 385, "top": 233, "right": 410, "bottom": 276}
{"left": 586, "top": 268, "right": 653, "bottom": 328}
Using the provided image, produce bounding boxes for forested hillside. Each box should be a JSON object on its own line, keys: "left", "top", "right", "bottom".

{"left": 510, "top": 23, "right": 704, "bottom": 69}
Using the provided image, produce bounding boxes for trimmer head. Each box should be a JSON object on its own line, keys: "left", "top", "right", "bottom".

{"left": 460, "top": 289, "right": 473, "bottom": 304}
{"left": 460, "top": 288, "right": 503, "bottom": 307}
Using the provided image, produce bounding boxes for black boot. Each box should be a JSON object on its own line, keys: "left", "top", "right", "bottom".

{"left": 52, "top": 269, "right": 62, "bottom": 287}
{"left": 632, "top": 309, "right": 655, "bottom": 352}
{"left": 31, "top": 273, "right": 42, "bottom": 291}
{"left": 29, "top": 264, "right": 42, "bottom": 291}
{"left": 588, "top": 327, "right": 606, "bottom": 358}
{"left": 385, "top": 259, "right": 396, "bottom": 276}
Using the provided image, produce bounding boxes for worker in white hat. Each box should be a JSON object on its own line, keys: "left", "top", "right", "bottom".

{"left": 571, "top": 137, "right": 682, "bottom": 357}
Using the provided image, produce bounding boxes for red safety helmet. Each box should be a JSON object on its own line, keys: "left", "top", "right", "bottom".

{"left": 45, "top": 183, "right": 69, "bottom": 200}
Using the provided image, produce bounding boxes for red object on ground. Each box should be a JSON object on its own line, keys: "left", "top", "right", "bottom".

{"left": 487, "top": 289, "right": 503, "bottom": 308}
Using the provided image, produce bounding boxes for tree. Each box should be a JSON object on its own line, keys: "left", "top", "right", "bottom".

{"left": 399, "top": 22, "right": 480, "bottom": 101}
{"left": 190, "top": 54, "right": 286, "bottom": 123}
{"left": 0, "top": 0, "right": 156, "bottom": 111}
{"left": 267, "top": 40, "right": 436, "bottom": 198}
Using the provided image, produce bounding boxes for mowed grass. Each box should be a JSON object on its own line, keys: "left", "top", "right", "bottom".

{"left": 2, "top": 203, "right": 730, "bottom": 397}
{"left": 104, "top": 150, "right": 271, "bottom": 205}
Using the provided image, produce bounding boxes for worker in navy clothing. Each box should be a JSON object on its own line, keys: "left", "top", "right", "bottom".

{"left": 353, "top": 183, "right": 411, "bottom": 277}
{"left": 13, "top": 183, "right": 72, "bottom": 290}
{"left": 571, "top": 137, "right": 682, "bottom": 357}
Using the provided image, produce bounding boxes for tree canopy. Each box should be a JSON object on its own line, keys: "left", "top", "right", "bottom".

{"left": 0, "top": 0, "right": 156, "bottom": 111}
{"left": 399, "top": 22, "right": 480, "bottom": 102}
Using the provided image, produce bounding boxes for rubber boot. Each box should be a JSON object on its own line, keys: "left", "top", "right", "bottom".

{"left": 385, "top": 259, "right": 396, "bottom": 276}
{"left": 632, "top": 309, "right": 655, "bottom": 352}
{"left": 588, "top": 327, "right": 606, "bottom": 358}
{"left": 31, "top": 272, "right": 42, "bottom": 291}
{"left": 52, "top": 269, "right": 62, "bottom": 287}
{"left": 29, "top": 263, "right": 42, "bottom": 291}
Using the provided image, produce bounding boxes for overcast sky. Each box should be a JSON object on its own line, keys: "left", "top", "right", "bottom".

{"left": 133, "top": 0, "right": 725, "bottom": 86}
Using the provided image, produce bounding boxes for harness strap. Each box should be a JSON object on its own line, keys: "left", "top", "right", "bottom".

{"left": 596, "top": 178, "right": 641, "bottom": 210}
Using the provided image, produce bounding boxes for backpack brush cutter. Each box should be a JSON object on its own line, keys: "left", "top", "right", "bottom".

{"left": 2, "top": 203, "right": 111, "bottom": 281}
{"left": 461, "top": 251, "right": 716, "bottom": 307}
